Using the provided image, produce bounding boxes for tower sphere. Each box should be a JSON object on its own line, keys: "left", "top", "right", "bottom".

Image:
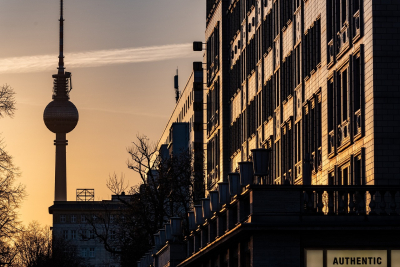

{"left": 43, "top": 100, "right": 79, "bottom": 133}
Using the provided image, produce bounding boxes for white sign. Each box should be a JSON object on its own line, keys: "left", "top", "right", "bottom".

{"left": 307, "top": 250, "right": 389, "bottom": 267}
{"left": 327, "top": 250, "right": 387, "bottom": 267}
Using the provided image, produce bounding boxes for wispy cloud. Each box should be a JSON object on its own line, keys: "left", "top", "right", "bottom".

{"left": 17, "top": 100, "right": 169, "bottom": 119}
{"left": 0, "top": 43, "right": 193, "bottom": 74}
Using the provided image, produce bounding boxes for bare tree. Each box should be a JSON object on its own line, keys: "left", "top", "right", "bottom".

{"left": 0, "top": 84, "right": 16, "bottom": 118}
{"left": 14, "top": 222, "right": 51, "bottom": 267}
{"left": 85, "top": 135, "right": 203, "bottom": 266}
{"left": 106, "top": 172, "right": 129, "bottom": 196}
{"left": 14, "top": 221, "right": 84, "bottom": 267}
{"left": 0, "top": 84, "right": 26, "bottom": 266}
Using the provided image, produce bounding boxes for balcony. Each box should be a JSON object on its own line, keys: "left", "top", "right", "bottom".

{"left": 177, "top": 185, "right": 400, "bottom": 267}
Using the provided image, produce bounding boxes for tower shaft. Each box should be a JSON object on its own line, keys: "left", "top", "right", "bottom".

{"left": 54, "top": 133, "right": 67, "bottom": 201}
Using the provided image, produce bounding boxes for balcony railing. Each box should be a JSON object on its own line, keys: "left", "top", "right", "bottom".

{"left": 303, "top": 186, "right": 400, "bottom": 216}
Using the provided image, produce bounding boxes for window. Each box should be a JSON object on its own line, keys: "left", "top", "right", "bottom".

{"left": 294, "top": 45, "right": 301, "bottom": 87}
{"left": 81, "top": 248, "right": 87, "bottom": 258}
{"left": 246, "top": 34, "right": 256, "bottom": 74}
{"left": 60, "top": 215, "right": 66, "bottom": 223}
{"left": 353, "top": 152, "right": 364, "bottom": 185}
{"left": 274, "top": 70, "right": 280, "bottom": 108}
{"left": 352, "top": 49, "right": 363, "bottom": 138}
{"left": 71, "top": 215, "right": 76, "bottom": 223}
{"left": 282, "top": 0, "right": 293, "bottom": 25}
{"left": 328, "top": 77, "right": 335, "bottom": 154}
{"left": 296, "top": 0, "right": 302, "bottom": 9}
{"left": 89, "top": 230, "right": 94, "bottom": 239}
{"left": 110, "top": 230, "right": 116, "bottom": 240}
{"left": 79, "top": 230, "right": 87, "bottom": 240}
{"left": 262, "top": 80, "right": 273, "bottom": 122}
{"left": 274, "top": 140, "right": 280, "bottom": 184}
{"left": 340, "top": 68, "right": 348, "bottom": 123}
{"left": 281, "top": 52, "right": 294, "bottom": 100}
{"left": 316, "top": 93, "right": 322, "bottom": 170}
{"left": 228, "top": 3, "right": 240, "bottom": 42}
{"left": 257, "top": 27, "right": 262, "bottom": 62}
{"left": 207, "top": 131, "right": 220, "bottom": 189}
{"left": 248, "top": 99, "right": 257, "bottom": 137}
{"left": 110, "top": 215, "right": 114, "bottom": 224}
{"left": 81, "top": 215, "right": 87, "bottom": 223}
{"left": 337, "top": 66, "right": 350, "bottom": 147}
{"left": 207, "top": 22, "right": 220, "bottom": 85}
{"left": 229, "top": 110, "right": 242, "bottom": 157}
{"left": 339, "top": 163, "right": 351, "bottom": 185}
{"left": 71, "top": 230, "right": 76, "bottom": 240}
{"left": 351, "top": 0, "right": 361, "bottom": 40}
{"left": 273, "top": 0, "right": 279, "bottom": 37}
{"left": 340, "top": 0, "right": 348, "bottom": 27}
{"left": 89, "top": 248, "right": 95, "bottom": 258}
{"left": 246, "top": 0, "right": 255, "bottom": 13}
{"left": 262, "top": 11, "right": 273, "bottom": 53}
{"left": 257, "top": 91, "right": 263, "bottom": 128}
{"left": 294, "top": 120, "right": 302, "bottom": 183}
{"left": 303, "top": 17, "right": 321, "bottom": 77}
{"left": 303, "top": 93, "right": 322, "bottom": 177}
{"left": 281, "top": 119, "right": 293, "bottom": 184}
{"left": 207, "top": 77, "right": 220, "bottom": 135}
{"left": 63, "top": 230, "right": 68, "bottom": 239}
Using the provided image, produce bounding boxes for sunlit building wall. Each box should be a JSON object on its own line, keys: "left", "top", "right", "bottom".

{"left": 204, "top": 0, "right": 400, "bottom": 191}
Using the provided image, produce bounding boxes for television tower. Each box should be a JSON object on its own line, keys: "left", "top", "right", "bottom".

{"left": 43, "top": 0, "right": 79, "bottom": 201}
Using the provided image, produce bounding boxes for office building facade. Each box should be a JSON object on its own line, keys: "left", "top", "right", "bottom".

{"left": 137, "top": 0, "right": 400, "bottom": 266}
{"left": 205, "top": 0, "right": 400, "bottom": 191}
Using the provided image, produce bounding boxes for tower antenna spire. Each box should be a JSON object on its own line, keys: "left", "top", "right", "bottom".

{"left": 58, "top": 0, "right": 65, "bottom": 73}
{"left": 44, "top": 0, "right": 79, "bottom": 202}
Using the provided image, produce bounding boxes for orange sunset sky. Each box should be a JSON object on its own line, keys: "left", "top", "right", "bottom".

{"left": 0, "top": 0, "right": 205, "bottom": 226}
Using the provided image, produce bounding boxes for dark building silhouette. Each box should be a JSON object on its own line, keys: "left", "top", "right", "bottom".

{"left": 49, "top": 190, "right": 125, "bottom": 267}
{"left": 138, "top": 0, "right": 400, "bottom": 266}
{"left": 43, "top": 0, "right": 78, "bottom": 201}
{"left": 155, "top": 62, "right": 205, "bottom": 201}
